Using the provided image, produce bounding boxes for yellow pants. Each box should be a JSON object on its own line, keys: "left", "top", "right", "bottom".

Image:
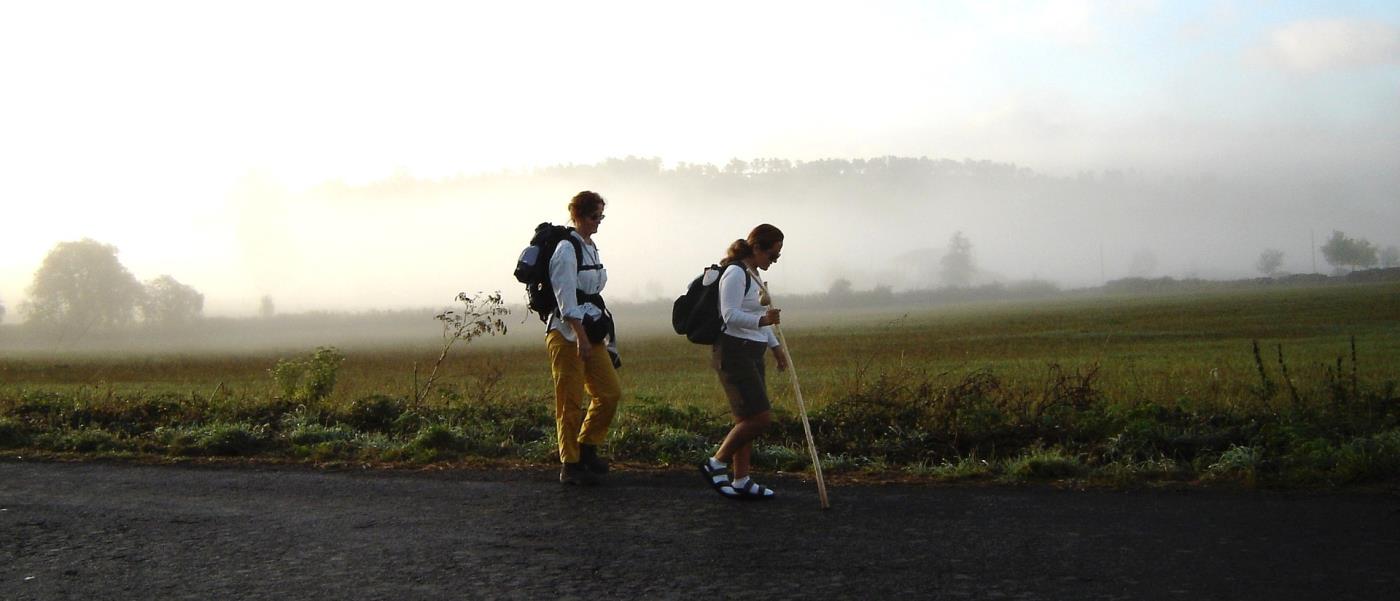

{"left": 546, "top": 329, "right": 621, "bottom": 463}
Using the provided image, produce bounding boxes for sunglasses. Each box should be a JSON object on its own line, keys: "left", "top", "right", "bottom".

{"left": 588, "top": 213, "right": 606, "bottom": 221}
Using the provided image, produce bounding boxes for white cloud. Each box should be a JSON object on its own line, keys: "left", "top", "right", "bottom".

{"left": 1178, "top": 0, "right": 1241, "bottom": 41}
{"left": 1248, "top": 18, "right": 1400, "bottom": 73}
{"left": 970, "top": 0, "right": 1101, "bottom": 47}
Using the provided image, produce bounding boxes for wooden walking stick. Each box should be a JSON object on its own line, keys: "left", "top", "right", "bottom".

{"left": 747, "top": 268, "right": 830, "bottom": 509}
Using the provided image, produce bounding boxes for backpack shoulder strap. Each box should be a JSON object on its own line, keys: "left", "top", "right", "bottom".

{"left": 562, "top": 228, "right": 584, "bottom": 268}
{"left": 721, "top": 262, "right": 752, "bottom": 294}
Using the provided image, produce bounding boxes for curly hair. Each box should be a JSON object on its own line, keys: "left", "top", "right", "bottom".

{"left": 568, "top": 191, "right": 606, "bottom": 225}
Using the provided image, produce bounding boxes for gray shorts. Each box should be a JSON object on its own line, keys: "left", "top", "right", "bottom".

{"left": 712, "top": 334, "right": 771, "bottom": 418}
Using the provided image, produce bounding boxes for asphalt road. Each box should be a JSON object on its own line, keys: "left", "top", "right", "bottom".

{"left": 2, "top": 459, "right": 1397, "bottom": 600}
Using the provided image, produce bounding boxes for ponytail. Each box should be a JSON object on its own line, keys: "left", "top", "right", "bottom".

{"left": 722, "top": 239, "right": 754, "bottom": 265}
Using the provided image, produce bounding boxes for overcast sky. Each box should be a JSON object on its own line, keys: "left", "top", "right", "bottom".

{"left": 2, "top": 1, "right": 1397, "bottom": 315}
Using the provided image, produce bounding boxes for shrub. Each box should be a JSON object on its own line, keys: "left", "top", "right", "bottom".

{"left": 63, "top": 393, "right": 187, "bottom": 435}
{"left": 1332, "top": 430, "right": 1400, "bottom": 484}
{"left": 754, "top": 444, "right": 809, "bottom": 471}
{"left": 43, "top": 427, "right": 127, "bottom": 453}
{"left": 401, "top": 424, "right": 465, "bottom": 462}
{"left": 270, "top": 346, "right": 345, "bottom": 403}
{"left": 1095, "top": 456, "right": 1191, "bottom": 486}
{"left": 519, "top": 437, "right": 559, "bottom": 463}
{"left": 818, "top": 453, "right": 873, "bottom": 473}
{"left": 606, "top": 424, "right": 663, "bottom": 461}
{"left": 1005, "top": 448, "right": 1087, "bottom": 480}
{"left": 343, "top": 395, "right": 408, "bottom": 433}
{"left": 652, "top": 427, "right": 711, "bottom": 465}
{"left": 223, "top": 397, "right": 301, "bottom": 429}
{"left": 625, "top": 398, "right": 723, "bottom": 436}
{"left": 1207, "top": 444, "right": 1263, "bottom": 485}
{"left": 301, "top": 440, "right": 363, "bottom": 461}
{"left": 412, "top": 424, "right": 462, "bottom": 451}
{"left": 0, "top": 417, "right": 29, "bottom": 448}
{"left": 199, "top": 424, "right": 266, "bottom": 456}
{"left": 288, "top": 423, "right": 356, "bottom": 446}
{"left": 909, "top": 455, "right": 995, "bottom": 482}
{"left": 160, "top": 423, "right": 268, "bottom": 456}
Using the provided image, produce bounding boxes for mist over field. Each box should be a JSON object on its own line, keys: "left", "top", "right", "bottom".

{"left": 6, "top": 156, "right": 1398, "bottom": 323}
{"left": 217, "top": 157, "right": 1400, "bottom": 313}
{"left": 2, "top": 1, "right": 1397, "bottom": 334}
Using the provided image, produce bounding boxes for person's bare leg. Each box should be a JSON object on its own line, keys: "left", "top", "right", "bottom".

{"left": 714, "top": 411, "right": 771, "bottom": 479}
{"left": 732, "top": 441, "right": 753, "bottom": 480}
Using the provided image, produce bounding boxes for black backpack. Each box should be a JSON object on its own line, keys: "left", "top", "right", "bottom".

{"left": 514, "top": 223, "right": 584, "bottom": 323}
{"left": 672, "top": 263, "right": 751, "bottom": 344}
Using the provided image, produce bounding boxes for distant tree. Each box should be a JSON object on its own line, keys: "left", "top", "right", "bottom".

{"left": 827, "top": 278, "right": 853, "bottom": 298}
{"left": 0, "top": 295, "right": 6, "bottom": 325}
{"left": 139, "top": 275, "right": 204, "bottom": 326}
{"left": 940, "top": 231, "right": 975, "bottom": 287}
{"left": 1255, "top": 249, "right": 1285, "bottom": 277}
{"left": 1381, "top": 246, "right": 1400, "bottom": 268}
{"left": 1127, "top": 249, "right": 1158, "bottom": 278}
{"left": 1320, "top": 230, "right": 1378, "bottom": 273}
{"left": 21, "top": 239, "right": 143, "bottom": 340}
{"left": 259, "top": 295, "right": 276, "bottom": 318}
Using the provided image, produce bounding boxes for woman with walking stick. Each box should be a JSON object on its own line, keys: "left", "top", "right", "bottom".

{"left": 700, "top": 224, "right": 788, "bottom": 500}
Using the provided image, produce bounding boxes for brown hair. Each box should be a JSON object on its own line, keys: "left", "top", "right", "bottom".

{"left": 722, "top": 223, "right": 784, "bottom": 265}
{"left": 568, "top": 190, "right": 606, "bottom": 225}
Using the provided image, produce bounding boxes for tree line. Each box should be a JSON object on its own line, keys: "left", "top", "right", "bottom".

{"left": 1254, "top": 231, "right": 1399, "bottom": 277}
{"left": 6, "top": 239, "right": 205, "bottom": 343}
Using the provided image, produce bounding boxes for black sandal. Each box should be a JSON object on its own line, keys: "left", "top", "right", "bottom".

{"left": 731, "top": 478, "right": 775, "bottom": 500}
{"left": 699, "top": 461, "right": 740, "bottom": 499}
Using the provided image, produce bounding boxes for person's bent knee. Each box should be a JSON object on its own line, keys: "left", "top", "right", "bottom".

{"left": 742, "top": 410, "right": 772, "bottom": 432}
{"left": 600, "top": 390, "right": 622, "bottom": 406}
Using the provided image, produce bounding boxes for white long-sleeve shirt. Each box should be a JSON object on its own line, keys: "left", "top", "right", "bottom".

{"left": 547, "top": 231, "right": 607, "bottom": 344}
{"left": 718, "top": 263, "right": 779, "bottom": 348}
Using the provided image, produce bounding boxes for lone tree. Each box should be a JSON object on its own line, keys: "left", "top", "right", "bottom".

{"left": 827, "top": 277, "right": 853, "bottom": 298}
{"left": 139, "top": 275, "right": 205, "bottom": 326}
{"left": 940, "top": 231, "right": 975, "bottom": 287}
{"left": 258, "top": 295, "right": 276, "bottom": 318}
{"left": 1320, "top": 230, "right": 1377, "bottom": 273}
{"left": 1256, "top": 249, "right": 1285, "bottom": 277}
{"left": 21, "top": 239, "right": 143, "bottom": 340}
{"left": 0, "top": 295, "right": 6, "bottom": 325}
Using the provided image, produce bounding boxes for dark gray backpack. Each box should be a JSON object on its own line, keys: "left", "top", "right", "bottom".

{"left": 671, "top": 263, "right": 750, "bottom": 344}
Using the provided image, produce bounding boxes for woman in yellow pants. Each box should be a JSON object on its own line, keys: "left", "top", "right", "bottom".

{"left": 546, "top": 191, "right": 621, "bottom": 485}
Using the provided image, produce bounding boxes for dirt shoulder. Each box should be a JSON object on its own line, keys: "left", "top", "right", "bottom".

{"left": 3, "top": 459, "right": 1397, "bottom": 600}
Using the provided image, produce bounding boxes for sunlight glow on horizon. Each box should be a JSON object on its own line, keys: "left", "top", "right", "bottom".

{"left": 2, "top": 1, "right": 1397, "bottom": 316}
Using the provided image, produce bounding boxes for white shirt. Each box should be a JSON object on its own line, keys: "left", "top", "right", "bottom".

{"left": 718, "top": 263, "right": 779, "bottom": 348}
{"left": 547, "top": 231, "right": 608, "bottom": 344}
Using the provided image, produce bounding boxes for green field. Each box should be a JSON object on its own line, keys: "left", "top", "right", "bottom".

{"left": 2, "top": 281, "right": 1398, "bottom": 487}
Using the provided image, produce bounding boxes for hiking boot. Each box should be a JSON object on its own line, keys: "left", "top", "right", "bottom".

{"left": 560, "top": 462, "right": 598, "bottom": 485}
{"left": 579, "top": 443, "right": 610, "bottom": 475}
